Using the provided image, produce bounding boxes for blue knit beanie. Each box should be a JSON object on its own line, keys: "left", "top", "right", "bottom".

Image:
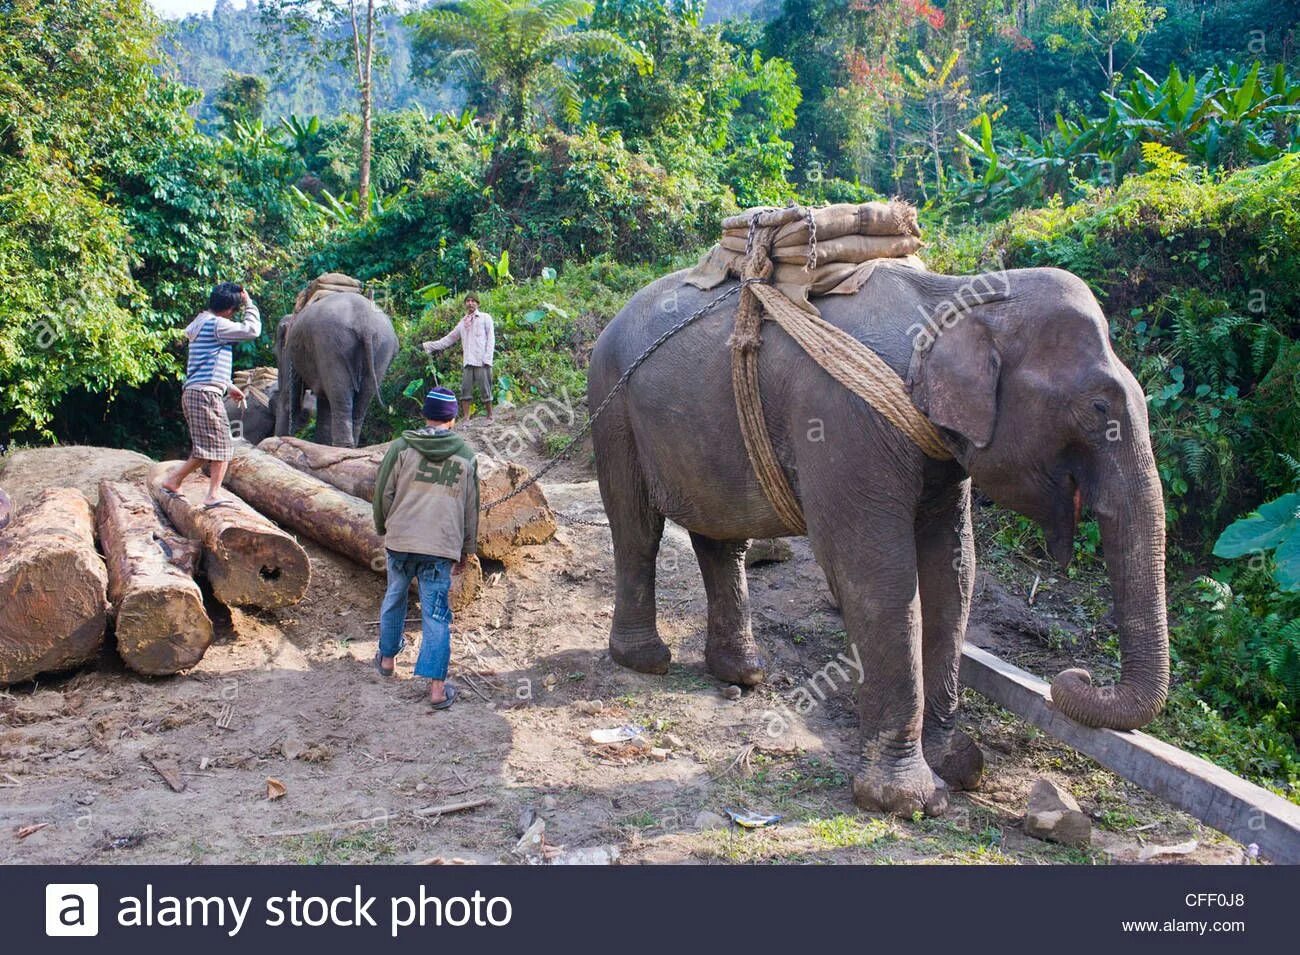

{"left": 422, "top": 387, "right": 459, "bottom": 422}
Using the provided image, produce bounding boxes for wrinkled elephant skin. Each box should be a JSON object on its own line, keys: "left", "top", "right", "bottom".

{"left": 588, "top": 262, "right": 1168, "bottom": 816}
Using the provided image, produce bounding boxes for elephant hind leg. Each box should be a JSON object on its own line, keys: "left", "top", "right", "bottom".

{"left": 596, "top": 431, "right": 670, "bottom": 674}
{"left": 690, "top": 533, "right": 766, "bottom": 686}
{"left": 314, "top": 393, "right": 333, "bottom": 446}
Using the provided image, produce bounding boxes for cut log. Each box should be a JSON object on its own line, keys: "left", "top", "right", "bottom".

{"left": 475, "top": 456, "right": 559, "bottom": 560}
{"left": 228, "top": 445, "right": 482, "bottom": 610}
{"left": 257, "top": 436, "right": 386, "bottom": 500}
{"left": 96, "top": 480, "right": 214, "bottom": 675}
{"left": 257, "top": 435, "right": 557, "bottom": 560}
{"left": 0, "top": 488, "right": 108, "bottom": 685}
{"left": 147, "top": 463, "right": 310, "bottom": 609}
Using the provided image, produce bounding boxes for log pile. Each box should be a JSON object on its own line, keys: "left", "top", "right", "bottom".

{"left": 227, "top": 444, "right": 482, "bottom": 610}
{"left": 96, "top": 481, "right": 213, "bottom": 675}
{"left": 3, "top": 437, "right": 552, "bottom": 682}
{"left": 147, "top": 463, "right": 311, "bottom": 610}
{"left": 0, "top": 488, "right": 109, "bottom": 686}
{"left": 256, "top": 435, "right": 557, "bottom": 560}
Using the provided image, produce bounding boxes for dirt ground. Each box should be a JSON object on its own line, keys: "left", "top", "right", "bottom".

{"left": 0, "top": 410, "right": 1247, "bottom": 864}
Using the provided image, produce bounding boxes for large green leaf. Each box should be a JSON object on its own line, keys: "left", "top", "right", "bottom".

{"left": 1214, "top": 492, "right": 1300, "bottom": 558}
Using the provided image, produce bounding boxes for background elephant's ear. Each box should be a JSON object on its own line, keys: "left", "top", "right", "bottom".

{"left": 912, "top": 313, "right": 1001, "bottom": 449}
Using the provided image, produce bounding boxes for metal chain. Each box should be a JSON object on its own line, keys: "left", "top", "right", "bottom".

{"left": 479, "top": 283, "right": 743, "bottom": 513}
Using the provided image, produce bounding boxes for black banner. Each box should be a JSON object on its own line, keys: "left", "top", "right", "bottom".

{"left": 7, "top": 864, "right": 1289, "bottom": 952}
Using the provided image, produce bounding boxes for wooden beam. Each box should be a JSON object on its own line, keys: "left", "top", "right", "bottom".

{"left": 960, "top": 642, "right": 1300, "bottom": 864}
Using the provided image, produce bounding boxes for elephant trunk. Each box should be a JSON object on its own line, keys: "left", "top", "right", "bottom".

{"left": 1050, "top": 442, "right": 1169, "bottom": 731}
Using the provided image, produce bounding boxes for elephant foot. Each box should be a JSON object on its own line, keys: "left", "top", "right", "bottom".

{"left": 705, "top": 637, "right": 767, "bottom": 686}
{"left": 853, "top": 756, "right": 949, "bottom": 817}
{"left": 609, "top": 629, "right": 671, "bottom": 675}
{"left": 925, "top": 729, "right": 984, "bottom": 792}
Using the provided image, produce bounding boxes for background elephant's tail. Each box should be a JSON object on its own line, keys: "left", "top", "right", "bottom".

{"left": 275, "top": 320, "right": 301, "bottom": 437}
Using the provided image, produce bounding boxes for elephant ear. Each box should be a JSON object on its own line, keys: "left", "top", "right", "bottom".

{"left": 911, "top": 312, "right": 1001, "bottom": 449}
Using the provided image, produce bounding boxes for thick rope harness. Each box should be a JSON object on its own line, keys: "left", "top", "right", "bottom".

{"left": 728, "top": 208, "right": 953, "bottom": 535}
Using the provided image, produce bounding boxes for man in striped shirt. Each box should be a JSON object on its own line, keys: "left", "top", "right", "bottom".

{"left": 161, "top": 282, "right": 262, "bottom": 506}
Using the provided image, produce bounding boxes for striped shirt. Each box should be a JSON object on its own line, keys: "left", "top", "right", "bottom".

{"left": 183, "top": 304, "right": 262, "bottom": 392}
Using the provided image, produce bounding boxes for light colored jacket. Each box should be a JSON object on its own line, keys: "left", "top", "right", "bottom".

{"left": 183, "top": 303, "right": 261, "bottom": 393}
{"left": 373, "top": 427, "right": 479, "bottom": 560}
{"left": 425, "top": 310, "right": 495, "bottom": 366}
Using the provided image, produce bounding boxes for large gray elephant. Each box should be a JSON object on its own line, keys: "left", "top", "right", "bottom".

{"left": 275, "top": 292, "right": 399, "bottom": 447}
{"left": 588, "top": 261, "right": 1167, "bottom": 817}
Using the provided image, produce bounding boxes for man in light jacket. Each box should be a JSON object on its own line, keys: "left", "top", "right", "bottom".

{"left": 422, "top": 293, "right": 496, "bottom": 420}
{"left": 162, "top": 282, "right": 261, "bottom": 505}
{"left": 371, "top": 388, "right": 479, "bottom": 709}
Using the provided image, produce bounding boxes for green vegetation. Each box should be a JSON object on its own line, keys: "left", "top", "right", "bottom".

{"left": 2, "top": 0, "right": 1299, "bottom": 801}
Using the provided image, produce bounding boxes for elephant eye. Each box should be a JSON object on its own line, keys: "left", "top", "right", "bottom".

{"left": 1091, "top": 399, "right": 1109, "bottom": 415}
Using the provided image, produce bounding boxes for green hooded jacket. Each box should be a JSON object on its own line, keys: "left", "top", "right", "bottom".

{"left": 372, "top": 428, "right": 479, "bottom": 560}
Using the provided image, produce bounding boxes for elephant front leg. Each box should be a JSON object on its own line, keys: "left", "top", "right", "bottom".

{"left": 819, "top": 519, "right": 947, "bottom": 817}
{"left": 690, "top": 533, "right": 766, "bottom": 686}
{"left": 917, "top": 480, "right": 983, "bottom": 791}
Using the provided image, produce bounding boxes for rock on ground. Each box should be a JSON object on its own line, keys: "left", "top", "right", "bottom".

{"left": 1023, "top": 777, "right": 1092, "bottom": 848}
{"left": 745, "top": 538, "right": 793, "bottom": 567}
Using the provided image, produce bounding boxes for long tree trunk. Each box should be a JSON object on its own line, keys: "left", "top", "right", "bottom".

{"left": 227, "top": 445, "right": 482, "bottom": 610}
{"left": 1050, "top": 444, "right": 1169, "bottom": 730}
{"left": 147, "top": 463, "right": 311, "bottom": 609}
{"left": 256, "top": 435, "right": 557, "bottom": 560}
{"left": 0, "top": 488, "right": 108, "bottom": 685}
{"left": 353, "top": 0, "right": 375, "bottom": 218}
{"left": 96, "top": 480, "right": 213, "bottom": 675}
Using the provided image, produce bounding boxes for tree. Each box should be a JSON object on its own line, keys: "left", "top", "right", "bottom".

{"left": 214, "top": 71, "right": 270, "bottom": 127}
{"left": 407, "top": 0, "right": 639, "bottom": 132}
{"left": 259, "top": 1, "right": 394, "bottom": 218}
{"left": 1046, "top": 0, "right": 1168, "bottom": 89}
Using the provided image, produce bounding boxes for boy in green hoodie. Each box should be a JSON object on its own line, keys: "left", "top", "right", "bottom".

{"left": 371, "top": 387, "right": 479, "bottom": 709}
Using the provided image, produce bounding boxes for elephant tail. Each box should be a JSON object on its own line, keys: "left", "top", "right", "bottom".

{"left": 275, "top": 320, "right": 301, "bottom": 437}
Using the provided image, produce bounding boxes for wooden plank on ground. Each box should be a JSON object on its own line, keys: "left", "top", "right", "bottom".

{"left": 960, "top": 642, "right": 1300, "bottom": 864}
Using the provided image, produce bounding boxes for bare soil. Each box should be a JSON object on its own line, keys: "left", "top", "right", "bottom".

{"left": 0, "top": 411, "right": 1245, "bottom": 864}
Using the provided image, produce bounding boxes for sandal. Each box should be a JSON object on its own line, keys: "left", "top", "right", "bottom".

{"left": 430, "top": 684, "right": 458, "bottom": 710}
{"left": 372, "top": 649, "right": 395, "bottom": 677}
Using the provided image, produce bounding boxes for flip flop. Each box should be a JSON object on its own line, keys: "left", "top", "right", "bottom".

{"left": 372, "top": 650, "right": 395, "bottom": 678}
{"left": 430, "top": 684, "right": 457, "bottom": 710}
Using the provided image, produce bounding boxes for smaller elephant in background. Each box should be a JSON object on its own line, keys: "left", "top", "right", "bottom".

{"left": 274, "top": 292, "right": 399, "bottom": 447}
{"left": 225, "top": 367, "right": 279, "bottom": 445}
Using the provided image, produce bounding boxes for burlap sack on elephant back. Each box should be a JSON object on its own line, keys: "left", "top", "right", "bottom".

{"left": 687, "top": 200, "right": 925, "bottom": 315}
{"left": 231, "top": 366, "right": 279, "bottom": 405}
{"left": 292, "top": 272, "right": 363, "bottom": 313}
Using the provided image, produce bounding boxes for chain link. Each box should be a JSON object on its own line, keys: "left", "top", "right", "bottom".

{"left": 479, "top": 284, "right": 743, "bottom": 513}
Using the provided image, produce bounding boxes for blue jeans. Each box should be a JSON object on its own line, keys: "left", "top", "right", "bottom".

{"left": 378, "top": 550, "right": 454, "bottom": 680}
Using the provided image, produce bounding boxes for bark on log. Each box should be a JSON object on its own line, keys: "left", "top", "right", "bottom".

{"left": 257, "top": 435, "right": 556, "bottom": 560}
{"left": 228, "top": 445, "right": 482, "bottom": 610}
{"left": 257, "top": 436, "right": 385, "bottom": 500}
{"left": 96, "top": 480, "right": 214, "bottom": 675}
{"left": 147, "top": 463, "right": 310, "bottom": 609}
{"left": 0, "top": 488, "right": 108, "bottom": 685}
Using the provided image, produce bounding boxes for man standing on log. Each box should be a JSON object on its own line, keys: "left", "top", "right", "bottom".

{"left": 422, "top": 293, "right": 496, "bottom": 420}
{"left": 162, "top": 282, "right": 261, "bottom": 506}
{"left": 371, "top": 387, "right": 479, "bottom": 709}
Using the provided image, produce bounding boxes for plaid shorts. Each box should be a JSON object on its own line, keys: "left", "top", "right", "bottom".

{"left": 182, "top": 388, "right": 234, "bottom": 462}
